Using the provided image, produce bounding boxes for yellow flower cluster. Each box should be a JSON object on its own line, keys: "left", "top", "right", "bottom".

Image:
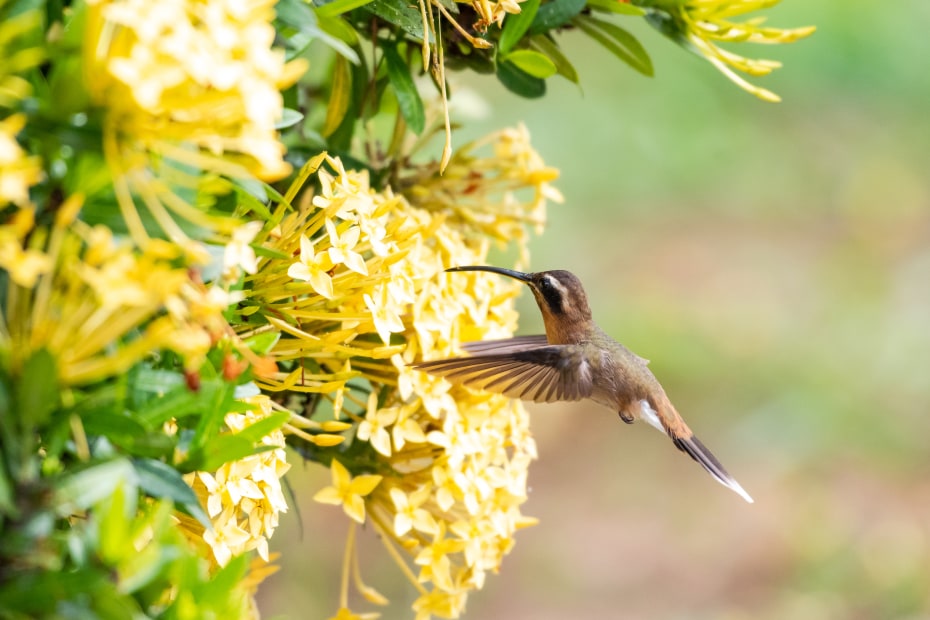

{"left": 258, "top": 126, "right": 558, "bottom": 617}
{"left": 183, "top": 395, "right": 291, "bottom": 567}
{"left": 0, "top": 197, "right": 237, "bottom": 384}
{"left": 657, "top": 0, "right": 815, "bottom": 102}
{"left": 83, "top": 0, "right": 306, "bottom": 244}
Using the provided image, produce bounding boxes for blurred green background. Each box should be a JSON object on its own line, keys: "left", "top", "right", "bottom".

{"left": 259, "top": 2, "right": 930, "bottom": 618}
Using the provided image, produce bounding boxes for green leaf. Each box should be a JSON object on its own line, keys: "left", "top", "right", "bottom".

{"left": 528, "top": 0, "right": 586, "bottom": 36}
{"left": 503, "top": 49, "right": 557, "bottom": 79}
{"left": 132, "top": 368, "right": 186, "bottom": 396}
{"left": 132, "top": 458, "right": 210, "bottom": 529}
{"left": 244, "top": 331, "right": 281, "bottom": 355}
{"left": 16, "top": 348, "right": 58, "bottom": 429}
{"left": 275, "top": 108, "right": 304, "bottom": 130}
{"left": 317, "top": 14, "right": 360, "bottom": 46}
{"left": 277, "top": 0, "right": 360, "bottom": 63}
{"left": 575, "top": 16, "right": 653, "bottom": 76}
{"left": 118, "top": 500, "right": 177, "bottom": 594}
{"left": 529, "top": 34, "right": 579, "bottom": 83}
{"left": 315, "top": 0, "right": 375, "bottom": 17}
{"left": 322, "top": 55, "right": 352, "bottom": 138}
{"left": 135, "top": 385, "right": 202, "bottom": 429}
{"left": 496, "top": 60, "right": 547, "bottom": 98}
{"left": 383, "top": 44, "right": 426, "bottom": 134}
{"left": 586, "top": 0, "right": 645, "bottom": 16}
{"left": 55, "top": 459, "right": 136, "bottom": 515}
{"left": 189, "top": 380, "right": 237, "bottom": 454}
{"left": 499, "top": 0, "right": 540, "bottom": 55}
{"left": 99, "top": 483, "right": 132, "bottom": 564}
{"left": 188, "top": 436, "right": 279, "bottom": 473}
{"left": 198, "top": 554, "right": 249, "bottom": 609}
{"left": 363, "top": 0, "right": 432, "bottom": 42}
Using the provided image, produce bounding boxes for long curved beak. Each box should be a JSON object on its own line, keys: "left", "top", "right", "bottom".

{"left": 446, "top": 265, "right": 533, "bottom": 283}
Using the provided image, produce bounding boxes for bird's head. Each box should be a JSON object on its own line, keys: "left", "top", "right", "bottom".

{"left": 446, "top": 266, "right": 593, "bottom": 343}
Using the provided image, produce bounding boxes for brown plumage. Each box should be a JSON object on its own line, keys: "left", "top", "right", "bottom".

{"left": 414, "top": 266, "right": 753, "bottom": 503}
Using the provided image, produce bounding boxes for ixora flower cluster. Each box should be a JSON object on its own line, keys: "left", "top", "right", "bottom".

{"left": 1, "top": 0, "right": 811, "bottom": 616}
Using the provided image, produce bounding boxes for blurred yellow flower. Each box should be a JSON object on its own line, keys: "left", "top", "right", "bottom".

{"left": 647, "top": 0, "right": 815, "bottom": 102}
{"left": 0, "top": 196, "right": 230, "bottom": 384}
{"left": 0, "top": 114, "right": 43, "bottom": 207}
{"left": 83, "top": 0, "right": 306, "bottom": 244}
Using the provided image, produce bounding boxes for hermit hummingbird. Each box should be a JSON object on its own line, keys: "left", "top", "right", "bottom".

{"left": 414, "top": 266, "right": 753, "bottom": 503}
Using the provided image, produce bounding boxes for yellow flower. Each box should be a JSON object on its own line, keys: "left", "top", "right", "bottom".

{"left": 646, "top": 0, "right": 815, "bottom": 102}
{"left": 356, "top": 392, "right": 398, "bottom": 458}
{"left": 313, "top": 459, "right": 383, "bottom": 524}
{"left": 0, "top": 240, "right": 51, "bottom": 288}
{"left": 325, "top": 219, "right": 368, "bottom": 276}
{"left": 472, "top": 0, "right": 524, "bottom": 31}
{"left": 224, "top": 221, "right": 263, "bottom": 276}
{"left": 390, "top": 486, "right": 438, "bottom": 537}
{"left": 364, "top": 287, "right": 405, "bottom": 346}
{"left": 0, "top": 114, "right": 43, "bottom": 207}
{"left": 287, "top": 234, "right": 335, "bottom": 299}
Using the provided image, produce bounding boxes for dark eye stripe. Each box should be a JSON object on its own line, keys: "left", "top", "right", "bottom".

{"left": 540, "top": 276, "right": 563, "bottom": 314}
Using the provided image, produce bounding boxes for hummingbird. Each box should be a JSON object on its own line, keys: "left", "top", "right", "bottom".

{"left": 414, "top": 266, "right": 753, "bottom": 503}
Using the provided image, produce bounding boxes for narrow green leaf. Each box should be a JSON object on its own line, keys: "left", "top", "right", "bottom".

{"left": 586, "top": 0, "right": 644, "bottom": 16}
{"left": 382, "top": 44, "right": 426, "bottom": 134}
{"left": 528, "top": 0, "right": 586, "bottom": 36}
{"left": 322, "top": 55, "right": 352, "bottom": 138}
{"left": 529, "top": 34, "right": 579, "bottom": 83}
{"left": 133, "top": 458, "right": 210, "bottom": 528}
{"left": 496, "top": 60, "right": 547, "bottom": 98}
{"left": 499, "top": 0, "right": 540, "bottom": 55}
{"left": 575, "top": 16, "right": 653, "bottom": 76}
{"left": 503, "top": 49, "right": 557, "bottom": 79}
{"left": 17, "top": 348, "right": 58, "bottom": 429}
{"left": 315, "top": 0, "right": 375, "bottom": 18}
{"left": 275, "top": 108, "right": 304, "bottom": 130}
{"left": 99, "top": 483, "right": 131, "bottom": 564}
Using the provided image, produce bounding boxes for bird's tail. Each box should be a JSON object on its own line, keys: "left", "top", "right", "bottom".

{"left": 651, "top": 395, "right": 754, "bottom": 504}
{"left": 671, "top": 433, "right": 754, "bottom": 503}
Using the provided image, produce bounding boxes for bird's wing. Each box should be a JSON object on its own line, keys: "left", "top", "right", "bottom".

{"left": 413, "top": 342, "right": 593, "bottom": 403}
{"left": 460, "top": 335, "right": 550, "bottom": 355}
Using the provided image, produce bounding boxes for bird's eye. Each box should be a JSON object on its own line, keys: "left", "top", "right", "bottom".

{"left": 537, "top": 275, "right": 564, "bottom": 313}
